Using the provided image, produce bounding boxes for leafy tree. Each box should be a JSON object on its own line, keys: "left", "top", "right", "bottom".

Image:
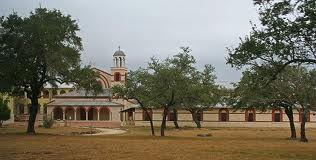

{"left": 0, "top": 97, "right": 11, "bottom": 127}
{"left": 230, "top": 66, "right": 316, "bottom": 142}
{"left": 146, "top": 47, "right": 220, "bottom": 134}
{"left": 112, "top": 69, "right": 155, "bottom": 136}
{"left": 0, "top": 8, "right": 102, "bottom": 134}
{"left": 180, "top": 64, "right": 220, "bottom": 128}
{"left": 227, "top": 0, "right": 316, "bottom": 142}
{"left": 227, "top": 0, "right": 316, "bottom": 75}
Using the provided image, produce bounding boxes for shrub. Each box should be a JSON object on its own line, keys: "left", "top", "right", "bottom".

{"left": 43, "top": 116, "right": 54, "bottom": 128}
{"left": 0, "top": 98, "right": 11, "bottom": 128}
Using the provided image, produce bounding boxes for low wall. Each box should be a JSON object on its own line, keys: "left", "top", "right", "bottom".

{"left": 55, "top": 121, "right": 121, "bottom": 128}
{"left": 135, "top": 121, "right": 316, "bottom": 128}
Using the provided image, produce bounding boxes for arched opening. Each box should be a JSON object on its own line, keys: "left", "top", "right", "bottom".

{"left": 245, "top": 109, "right": 256, "bottom": 122}
{"left": 219, "top": 109, "right": 229, "bottom": 122}
{"left": 77, "top": 107, "right": 86, "bottom": 120}
{"left": 114, "top": 72, "right": 121, "bottom": 82}
{"left": 272, "top": 109, "right": 283, "bottom": 122}
{"left": 65, "top": 107, "right": 75, "bottom": 120}
{"left": 143, "top": 109, "right": 152, "bottom": 121}
{"left": 60, "top": 90, "right": 66, "bottom": 95}
{"left": 299, "top": 109, "right": 310, "bottom": 122}
{"left": 100, "top": 107, "right": 110, "bottom": 121}
{"left": 88, "top": 107, "right": 98, "bottom": 120}
{"left": 53, "top": 107, "right": 63, "bottom": 120}
{"left": 43, "top": 90, "right": 49, "bottom": 98}
{"left": 119, "top": 57, "right": 122, "bottom": 67}
{"left": 52, "top": 90, "right": 58, "bottom": 97}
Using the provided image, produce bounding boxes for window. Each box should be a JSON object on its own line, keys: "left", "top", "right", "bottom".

{"left": 245, "top": 109, "right": 256, "bottom": 122}
{"left": 299, "top": 109, "right": 310, "bottom": 122}
{"left": 114, "top": 72, "right": 121, "bottom": 82}
{"left": 196, "top": 111, "right": 203, "bottom": 121}
{"left": 272, "top": 109, "right": 282, "bottom": 122}
{"left": 219, "top": 109, "right": 229, "bottom": 122}
{"left": 143, "top": 109, "right": 152, "bottom": 121}
{"left": 168, "top": 111, "right": 176, "bottom": 121}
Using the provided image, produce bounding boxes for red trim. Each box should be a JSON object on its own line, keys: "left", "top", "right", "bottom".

{"left": 219, "top": 108, "right": 229, "bottom": 122}
{"left": 245, "top": 109, "right": 256, "bottom": 122}
{"left": 298, "top": 109, "right": 310, "bottom": 122}
{"left": 272, "top": 109, "right": 283, "bottom": 122}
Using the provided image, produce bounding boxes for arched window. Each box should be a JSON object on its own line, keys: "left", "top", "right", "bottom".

{"left": 60, "top": 90, "right": 66, "bottom": 95}
{"left": 143, "top": 109, "right": 152, "bottom": 121}
{"left": 245, "top": 109, "right": 256, "bottom": 122}
{"left": 299, "top": 109, "right": 310, "bottom": 122}
{"left": 43, "top": 90, "right": 49, "bottom": 98}
{"left": 272, "top": 109, "right": 283, "bottom": 122}
{"left": 219, "top": 109, "right": 229, "bottom": 122}
{"left": 114, "top": 72, "right": 121, "bottom": 82}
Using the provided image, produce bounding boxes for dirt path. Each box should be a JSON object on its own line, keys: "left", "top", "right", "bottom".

{"left": 82, "top": 128, "right": 126, "bottom": 136}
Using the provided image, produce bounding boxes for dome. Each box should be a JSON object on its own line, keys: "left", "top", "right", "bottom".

{"left": 113, "top": 50, "right": 126, "bottom": 56}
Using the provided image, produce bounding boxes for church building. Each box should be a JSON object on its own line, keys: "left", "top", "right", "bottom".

{"left": 5, "top": 48, "right": 316, "bottom": 128}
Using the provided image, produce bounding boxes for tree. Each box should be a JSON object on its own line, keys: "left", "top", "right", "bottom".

{"left": 180, "top": 64, "right": 220, "bottom": 128}
{"left": 147, "top": 47, "right": 220, "bottom": 134}
{"left": 0, "top": 97, "right": 11, "bottom": 128}
{"left": 227, "top": 0, "right": 316, "bottom": 142}
{"left": 227, "top": 0, "right": 316, "bottom": 75}
{"left": 112, "top": 69, "right": 155, "bottom": 136}
{"left": 0, "top": 8, "right": 102, "bottom": 134}
{"left": 230, "top": 66, "right": 316, "bottom": 142}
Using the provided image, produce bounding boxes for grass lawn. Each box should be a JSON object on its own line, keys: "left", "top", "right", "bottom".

{"left": 0, "top": 125, "right": 316, "bottom": 160}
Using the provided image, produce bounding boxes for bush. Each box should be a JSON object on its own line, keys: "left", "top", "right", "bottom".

{"left": 0, "top": 98, "right": 11, "bottom": 128}
{"left": 43, "top": 116, "right": 54, "bottom": 128}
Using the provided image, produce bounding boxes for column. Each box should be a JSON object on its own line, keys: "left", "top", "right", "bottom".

{"left": 85, "top": 107, "right": 89, "bottom": 121}
{"left": 74, "top": 107, "right": 77, "bottom": 121}
{"left": 51, "top": 107, "right": 54, "bottom": 120}
{"left": 62, "top": 107, "right": 66, "bottom": 120}
{"left": 97, "top": 107, "right": 101, "bottom": 121}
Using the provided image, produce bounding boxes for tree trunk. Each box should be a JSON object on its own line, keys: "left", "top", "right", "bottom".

{"left": 160, "top": 108, "right": 168, "bottom": 136}
{"left": 284, "top": 106, "right": 296, "bottom": 139}
{"left": 144, "top": 108, "right": 155, "bottom": 136}
{"left": 300, "top": 108, "right": 308, "bottom": 142}
{"left": 191, "top": 111, "right": 201, "bottom": 128}
{"left": 173, "top": 108, "right": 180, "bottom": 129}
{"left": 0, "top": 120, "right": 2, "bottom": 128}
{"left": 27, "top": 97, "right": 39, "bottom": 134}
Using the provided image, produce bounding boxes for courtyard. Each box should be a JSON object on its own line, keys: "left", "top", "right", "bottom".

{"left": 0, "top": 126, "right": 316, "bottom": 160}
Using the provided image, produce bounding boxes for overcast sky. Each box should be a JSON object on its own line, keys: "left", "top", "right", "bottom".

{"left": 0, "top": 0, "right": 260, "bottom": 86}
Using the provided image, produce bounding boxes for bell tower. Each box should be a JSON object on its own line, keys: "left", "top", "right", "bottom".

{"left": 111, "top": 46, "right": 128, "bottom": 87}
